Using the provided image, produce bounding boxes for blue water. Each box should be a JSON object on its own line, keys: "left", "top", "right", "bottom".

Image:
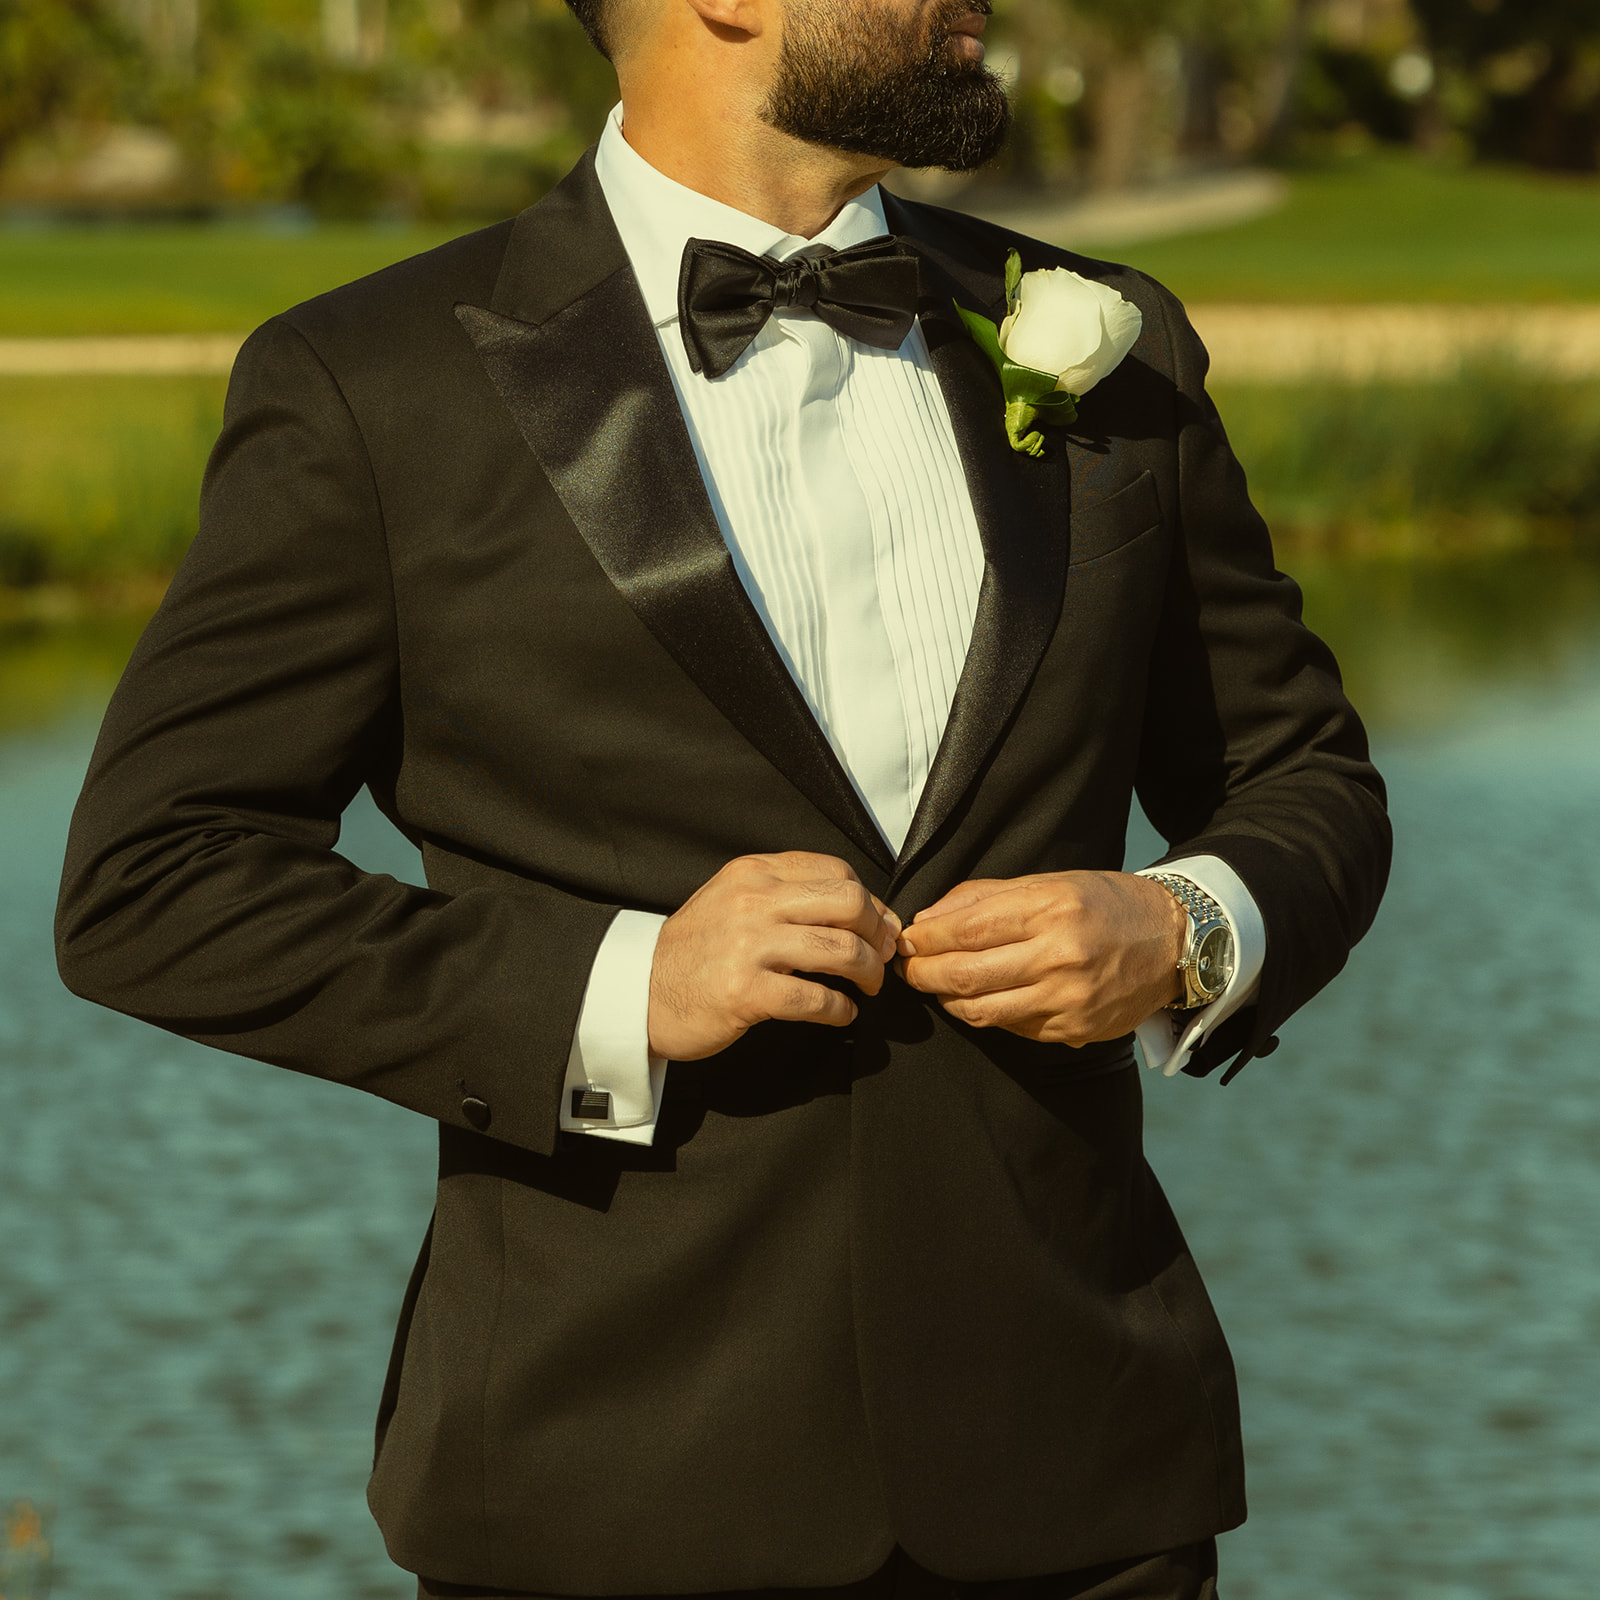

{"left": 1, "top": 718, "right": 434, "bottom": 1599}
{"left": 4, "top": 592, "right": 1600, "bottom": 1599}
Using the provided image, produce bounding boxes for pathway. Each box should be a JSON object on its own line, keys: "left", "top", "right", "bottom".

{"left": 7, "top": 306, "right": 1600, "bottom": 383}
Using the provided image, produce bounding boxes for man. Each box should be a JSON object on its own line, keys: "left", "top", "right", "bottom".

{"left": 55, "top": 0, "right": 1391, "bottom": 1593}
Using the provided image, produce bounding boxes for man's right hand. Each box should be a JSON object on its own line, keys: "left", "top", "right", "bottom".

{"left": 647, "top": 852, "right": 900, "bottom": 1061}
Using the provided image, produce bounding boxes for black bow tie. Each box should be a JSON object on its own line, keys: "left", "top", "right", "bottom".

{"left": 677, "top": 236, "right": 921, "bottom": 379}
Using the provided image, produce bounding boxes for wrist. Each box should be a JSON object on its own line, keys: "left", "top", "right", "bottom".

{"left": 1153, "top": 882, "right": 1186, "bottom": 1005}
{"left": 1125, "top": 872, "right": 1187, "bottom": 1009}
{"left": 1163, "top": 909, "right": 1186, "bottom": 1006}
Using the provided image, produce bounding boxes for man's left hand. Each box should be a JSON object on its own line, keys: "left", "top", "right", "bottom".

{"left": 898, "top": 871, "right": 1188, "bottom": 1046}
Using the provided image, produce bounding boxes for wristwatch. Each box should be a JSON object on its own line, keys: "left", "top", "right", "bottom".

{"left": 1149, "top": 873, "right": 1236, "bottom": 1010}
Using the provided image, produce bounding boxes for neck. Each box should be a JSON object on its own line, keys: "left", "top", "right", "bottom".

{"left": 617, "top": 75, "right": 891, "bottom": 240}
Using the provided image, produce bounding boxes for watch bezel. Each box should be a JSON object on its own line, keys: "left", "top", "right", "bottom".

{"left": 1191, "top": 923, "right": 1235, "bottom": 1001}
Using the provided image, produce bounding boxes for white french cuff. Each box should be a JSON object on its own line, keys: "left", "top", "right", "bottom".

{"left": 560, "top": 909, "right": 669, "bottom": 1145}
{"left": 1133, "top": 856, "right": 1266, "bottom": 1078}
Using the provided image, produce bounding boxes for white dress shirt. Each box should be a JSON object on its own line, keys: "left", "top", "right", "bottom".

{"left": 560, "top": 106, "right": 1264, "bottom": 1144}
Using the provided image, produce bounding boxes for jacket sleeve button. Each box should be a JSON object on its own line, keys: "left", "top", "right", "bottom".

{"left": 461, "top": 1096, "right": 492, "bottom": 1130}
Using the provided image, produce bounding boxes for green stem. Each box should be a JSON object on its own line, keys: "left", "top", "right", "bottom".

{"left": 1005, "top": 399, "right": 1045, "bottom": 457}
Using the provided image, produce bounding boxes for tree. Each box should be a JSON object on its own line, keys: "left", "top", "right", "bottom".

{"left": 1412, "top": 0, "right": 1600, "bottom": 170}
{"left": 0, "top": 0, "right": 133, "bottom": 170}
{"left": 1002, "top": 0, "right": 1304, "bottom": 191}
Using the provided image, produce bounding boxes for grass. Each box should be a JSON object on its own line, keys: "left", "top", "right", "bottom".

{"left": 1, "top": 367, "right": 1597, "bottom": 741}
{"left": 1113, "top": 156, "right": 1600, "bottom": 305}
{"left": 1211, "top": 369, "right": 1600, "bottom": 555}
{"left": 0, "top": 221, "right": 471, "bottom": 337}
{"left": 0, "top": 373, "right": 224, "bottom": 584}
{"left": 1, "top": 366, "right": 1596, "bottom": 599}
{"left": 1, "top": 156, "right": 1598, "bottom": 337}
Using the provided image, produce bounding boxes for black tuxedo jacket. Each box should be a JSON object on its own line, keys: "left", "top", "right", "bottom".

{"left": 57, "top": 151, "right": 1390, "bottom": 1591}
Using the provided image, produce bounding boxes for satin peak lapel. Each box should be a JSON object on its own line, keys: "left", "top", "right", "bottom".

{"left": 885, "top": 198, "right": 1074, "bottom": 877}
{"left": 456, "top": 153, "right": 892, "bottom": 869}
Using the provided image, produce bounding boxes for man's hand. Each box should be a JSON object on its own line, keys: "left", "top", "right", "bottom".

{"left": 648, "top": 852, "right": 901, "bottom": 1061}
{"left": 898, "top": 871, "right": 1187, "bottom": 1046}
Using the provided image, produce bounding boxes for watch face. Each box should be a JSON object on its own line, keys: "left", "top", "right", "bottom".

{"left": 1195, "top": 926, "right": 1235, "bottom": 997}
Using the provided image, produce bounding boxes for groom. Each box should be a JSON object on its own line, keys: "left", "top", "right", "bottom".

{"left": 56, "top": 0, "right": 1391, "bottom": 1594}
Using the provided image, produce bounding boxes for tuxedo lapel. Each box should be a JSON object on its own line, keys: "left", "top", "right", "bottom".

{"left": 884, "top": 198, "right": 1075, "bottom": 878}
{"left": 457, "top": 153, "right": 892, "bottom": 870}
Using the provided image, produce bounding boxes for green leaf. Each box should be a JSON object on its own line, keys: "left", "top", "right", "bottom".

{"left": 953, "top": 302, "right": 1007, "bottom": 379}
{"left": 1001, "top": 361, "right": 1060, "bottom": 405}
{"left": 1030, "top": 392, "right": 1080, "bottom": 426}
{"left": 1004, "top": 248, "right": 1023, "bottom": 316}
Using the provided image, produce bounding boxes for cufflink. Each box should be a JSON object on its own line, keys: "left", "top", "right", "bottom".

{"left": 569, "top": 1088, "right": 612, "bottom": 1121}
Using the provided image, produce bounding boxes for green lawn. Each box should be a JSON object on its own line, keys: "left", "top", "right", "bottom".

{"left": 0, "top": 222, "right": 473, "bottom": 337}
{"left": 1123, "top": 155, "right": 1600, "bottom": 304}
{"left": 1, "top": 156, "right": 1598, "bottom": 336}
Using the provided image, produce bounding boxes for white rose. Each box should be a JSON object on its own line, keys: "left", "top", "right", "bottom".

{"left": 998, "top": 267, "right": 1143, "bottom": 396}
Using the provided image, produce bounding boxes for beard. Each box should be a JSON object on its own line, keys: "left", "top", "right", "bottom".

{"left": 759, "top": 0, "right": 1011, "bottom": 173}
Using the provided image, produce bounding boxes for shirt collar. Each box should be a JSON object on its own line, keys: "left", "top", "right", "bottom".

{"left": 593, "top": 102, "right": 894, "bottom": 330}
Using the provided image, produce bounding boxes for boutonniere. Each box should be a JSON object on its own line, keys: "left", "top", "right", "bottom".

{"left": 955, "top": 250, "right": 1143, "bottom": 457}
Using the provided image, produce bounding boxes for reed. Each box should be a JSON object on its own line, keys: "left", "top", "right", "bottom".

{"left": 2, "top": 369, "right": 1598, "bottom": 601}
{"left": 1215, "top": 368, "right": 1600, "bottom": 557}
{"left": 0, "top": 374, "right": 225, "bottom": 588}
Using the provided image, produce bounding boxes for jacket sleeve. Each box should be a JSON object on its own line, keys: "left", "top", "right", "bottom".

{"left": 1133, "top": 281, "right": 1393, "bottom": 1081}
{"left": 55, "top": 316, "right": 616, "bottom": 1157}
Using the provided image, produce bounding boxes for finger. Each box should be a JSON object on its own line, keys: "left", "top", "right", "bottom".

{"left": 755, "top": 971, "right": 860, "bottom": 1029}
{"left": 775, "top": 877, "right": 899, "bottom": 958}
{"left": 871, "top": 896, "right": 904, "bottom": 942}
{"left": 768, "top": 924, "right": 889, "bottom": 996}
{"left": 753, "top": 851, "right": 864, "bottom": 884}
{"left": 935, "top": 983, "right": 1049, "bottom": 1032}
{"left": 900, "top": 886, "right": 1040, "bottom": 958}
{"left": 909, "top": 879, "right": 1013, "bottom": 926}
{"left": 902, "top": 942, "right": 1037, "bottom": 999}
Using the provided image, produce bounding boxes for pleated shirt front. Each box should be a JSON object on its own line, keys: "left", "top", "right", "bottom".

{"left": 594, "top": 107, "right": 985, "bottom": 853}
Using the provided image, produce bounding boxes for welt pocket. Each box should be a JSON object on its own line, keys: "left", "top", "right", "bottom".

{"left": 1068, "top": 470, "right": 1163, "bottom": 566}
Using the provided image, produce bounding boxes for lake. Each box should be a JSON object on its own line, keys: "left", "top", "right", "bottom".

{"left": 3, "top": 550, "right": 1599, "bottom": 1600}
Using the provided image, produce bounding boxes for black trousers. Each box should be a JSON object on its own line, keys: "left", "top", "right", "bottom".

{"left": 417, "top": 1540, "right": 1220, "bottom": 1600}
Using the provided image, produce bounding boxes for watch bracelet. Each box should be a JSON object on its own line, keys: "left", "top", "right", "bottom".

{"left": 1148, "top": 873, "right": 1230, "bottom": 1009}
{"left": 1147, "top": 872, "right": 1226, "bottom": 927}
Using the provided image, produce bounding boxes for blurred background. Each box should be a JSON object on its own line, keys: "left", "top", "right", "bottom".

{"left": 2, "top": 0, "right": 1599, "bottom": 1596}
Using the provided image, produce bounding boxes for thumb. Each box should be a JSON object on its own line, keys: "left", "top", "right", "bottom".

{"left": 910, "top": 878, "right": 1010, "bottom": 926}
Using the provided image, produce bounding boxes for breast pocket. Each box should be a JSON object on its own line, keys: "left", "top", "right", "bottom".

{"left": 1068, "top": 469, "right": 1164, "bottom": 566}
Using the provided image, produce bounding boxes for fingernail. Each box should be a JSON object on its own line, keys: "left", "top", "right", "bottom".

{"left": 899, "top": 934, "right": 918, "bottom": 956}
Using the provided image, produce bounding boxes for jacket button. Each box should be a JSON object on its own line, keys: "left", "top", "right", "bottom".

{"left": 461, "top": 1096, "right": 492, "bottom": 1130}
{"left": 1256, "top": 1035, "right": 1280, "bottom": 1057}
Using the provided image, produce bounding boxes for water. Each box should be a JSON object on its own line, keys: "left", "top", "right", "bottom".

{"left": 3, "top": 553, "right": 1599, "bottom": 1600}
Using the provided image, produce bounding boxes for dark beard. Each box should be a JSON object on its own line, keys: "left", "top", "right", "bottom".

{"left": 759, "top": 0, "right": 1011, "bottom": 172}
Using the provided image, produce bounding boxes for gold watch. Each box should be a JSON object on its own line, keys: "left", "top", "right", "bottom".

{"left": 1149, "top": 873, "right": 1235, "bottom": 1010}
